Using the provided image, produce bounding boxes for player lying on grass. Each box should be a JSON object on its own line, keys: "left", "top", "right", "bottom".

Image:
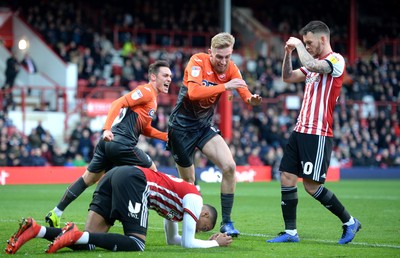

{"left": 5, "top": 165, "right": 232, "bottom": 254}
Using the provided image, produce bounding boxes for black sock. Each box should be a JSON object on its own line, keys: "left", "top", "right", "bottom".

{"left": 221, "top": 193, "right": 234, "bottom": 223}
{"left": 88, "top": 233, "right": 145, "bottom": 251}
{"left": 43, "top": 227, "right": 62, "bottom": 241}
{"left": 281, "top": 186, "right": 298, "bottom": 230}
{"left": 313, "top": 186, "right": 351, "bottom": 223}
{"left": 57, "top": 177, "right": 88, "bottom": 211}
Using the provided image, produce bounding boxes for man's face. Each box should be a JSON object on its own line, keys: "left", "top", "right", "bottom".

{"left": 195, "top": 215, "right": 213, "bottom": 233}
{"left": 209, "top": 47, "right": 233, "bottom": 74}
{"left": 302, "top": 32, "right": 323, "bottom": 58}
{"left": 154, "top": 67, "right": 172, "bottom": 93}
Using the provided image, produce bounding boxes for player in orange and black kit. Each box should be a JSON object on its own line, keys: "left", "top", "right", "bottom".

{"left": 168, "top": 33, "right": 262, "bottom": 236}
{"left": 45, "top": 60, "right": 172, "bottom": 228}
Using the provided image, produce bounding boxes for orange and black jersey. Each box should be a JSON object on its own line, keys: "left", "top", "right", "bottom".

{"left": 168, "top": 53, "right": 252, "bottom": 131}
{"left": 103, "top": 84, "right": 167, "bottom": 146}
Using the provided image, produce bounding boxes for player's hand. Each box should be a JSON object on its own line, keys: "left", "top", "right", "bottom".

{"left": 213, "top": 232, "right": 233, "bottom": 247}
{"left": 209, "top": 233, "right": 220, "bottom": 240}
{"left": 286, "top": 37, "right": 302, "bottom": 50}
{"left": 102, "top": 130, "right": 114, "bottom": 142}
{"left": 224, "top": 78, "right": 247, "bottom": 91}
{"left": 247, "top": 94, "right": 262, "bottom": 106}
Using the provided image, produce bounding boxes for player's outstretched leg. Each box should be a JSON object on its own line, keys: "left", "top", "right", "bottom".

{"left": 5, "top": 217, "right": 41, "bottom": 254}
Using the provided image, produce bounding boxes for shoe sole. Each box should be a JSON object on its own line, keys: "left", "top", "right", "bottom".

{"left": 5, "top": 218, "right": 34, "bottom": 254}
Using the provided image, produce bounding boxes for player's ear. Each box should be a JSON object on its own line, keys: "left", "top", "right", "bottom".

{"left": 201, "top": 210, "right": 210, "bottom": 218}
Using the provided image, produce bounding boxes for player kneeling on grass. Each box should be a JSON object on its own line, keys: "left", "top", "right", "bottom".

{"left": 5, "top": 166, "right": 232, "bottom": 254}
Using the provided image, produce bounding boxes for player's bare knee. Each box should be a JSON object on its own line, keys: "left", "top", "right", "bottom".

{"left": 220, "top": 162, "right": 236, "bottom": 177}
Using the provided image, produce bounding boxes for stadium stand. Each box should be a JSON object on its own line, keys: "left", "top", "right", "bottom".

{"left": 0, "top": 0, "right": 399, "bottom": 174}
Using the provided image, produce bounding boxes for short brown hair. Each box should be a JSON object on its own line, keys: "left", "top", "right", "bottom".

{"left": 148, "top": 60, "right": 170, "bottom": 75}
{"left": 300, "top": 21, "right": 330, "bottom": 37}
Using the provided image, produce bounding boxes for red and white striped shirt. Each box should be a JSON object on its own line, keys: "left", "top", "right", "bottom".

{"left": 140, "top": 167, "right": 219, "bottom": 248}
{"left": 294, "top": 52, "right": 345, "bottom": 137}
{"left": 141, "top": 168, "right": 201, "bottom": 222}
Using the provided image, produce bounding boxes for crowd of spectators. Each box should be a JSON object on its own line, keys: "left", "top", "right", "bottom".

{"left": 1, "top": 0, "right": 399, "bottom": 179}
{"left": 2, "top": 53, "right": 399, "bottom": 177}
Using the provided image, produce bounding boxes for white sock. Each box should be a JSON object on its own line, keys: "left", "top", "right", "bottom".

{"left": 285, "top": 229, "right": 297, "bottom": 236}
{"left": 36, "top": 226, "right": 46, "bottom": 238}
{"left": 53, "top": 207, "right": 63, "bottom": 217}
{"left": 344, "top": 216, "right": 354, "bottom": 226}
{"left": 75, "top": 232, "right": 89, "bottom": 245}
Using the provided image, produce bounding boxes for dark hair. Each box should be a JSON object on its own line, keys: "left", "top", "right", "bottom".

{"left": 148, "top": 60, "right": 170, "bottom": 75}
{"left": 204, "top": 204, "right": 218, "bottom": 230}
{"left": 300, "top": 21, "right": 330, "bottom": 36}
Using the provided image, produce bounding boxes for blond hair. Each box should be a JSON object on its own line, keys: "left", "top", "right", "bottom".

{"left": 211, "top": 32, "right": 235, "bottom": 49}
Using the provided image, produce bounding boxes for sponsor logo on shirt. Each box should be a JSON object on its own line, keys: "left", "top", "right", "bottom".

{"left": 202, "top": 80, "right": 217, "bottom": 87}
{"left": 166, "top": 209, "right": 179, "bottom": 220}
{"left": 131, "top": 90, "right": 143, "bottom": 100}
{"left": 191, "top": 66, "right": 201, "bottom": 77}
{"left": 149, "top": 109, "right": 155, "bottom": 118}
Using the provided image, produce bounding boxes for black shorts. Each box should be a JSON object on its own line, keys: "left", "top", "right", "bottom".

{"left": 87, "top": 138, "right": 153, "bottom": 173}
{"left": 89, "top": 166, "right": 149, "bottom": 235}
{"left": 168, "top": 126, "right": 220, "bottom": 167}
{"left": 279, "top": 131, "right": 333, "bottom": 183}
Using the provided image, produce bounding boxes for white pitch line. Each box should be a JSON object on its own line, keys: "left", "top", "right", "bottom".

{"left": 2, "top": 219, "right": 399, "bottom": 249}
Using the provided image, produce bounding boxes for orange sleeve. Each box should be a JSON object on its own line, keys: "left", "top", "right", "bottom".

{"left": 187, "top": 81, "right": 226, "bottom": 100}
{"left": 142, "top": 124, "right": 168, "bottom": 142}
{"left": 228, "top": 62, "right": 253, "bottom": 104}
{"left": 236, "top": 87, "right": 253, "bottom": 104}
{"left": 103, "top": 88, "right": 152, "bottom": 130}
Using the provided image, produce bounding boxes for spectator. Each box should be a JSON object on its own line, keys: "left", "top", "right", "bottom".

{"left": 3, "top": 51, "right": 20, "bottom": 89}
{"left": 72, "top": 153, "right": 87, "bottom": 167}
{"left": 31, "top": 147, "right": 47, "bottom": 166}
{"left": 21, "top": 53, "right": 38, "bottom": 74}
{"left": 19, "top": 147, "right": 33, "bottom": 166}
{"left": 77, "top": 128, "right": 94, "bottom": 163}
{"left": 51, "top": 146, "right": 66, "bottom": 166}
{"left": 247, "top": 147, "right": 264, "bottom": 166}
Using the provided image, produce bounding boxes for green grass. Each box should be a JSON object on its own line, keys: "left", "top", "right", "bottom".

{"left": 1, "top": 180, "right": 399, "bottom": 257}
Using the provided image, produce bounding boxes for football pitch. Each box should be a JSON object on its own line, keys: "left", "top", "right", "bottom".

{"left": 1, "top": 180, "right": 399, "bottom": 257}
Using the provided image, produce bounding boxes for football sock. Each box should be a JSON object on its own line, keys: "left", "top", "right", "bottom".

{"left": 76, "top": 232, "right": 89, "bottom": 244}
{"left": 313, "top": 185, "right": 351, "bottom": 223}
{"left": 284, "top": 229, "right": 298, "bottom": 236}
{"left": 344, "top": 216, "right": 355, "bottom": 226}
{"left": 57, "top": 177, "right": 88, "bottom": 211}
{"left": 221, "top": 193, "right": 234, "bottom": 223}
{"left": 37, "top": 226, "right": 46, "bottom": 238}
{"left": 53, "top": 207, "right": 62, "bottom": 217}
{"left": 88, "top": 233, "right": 145, "bottom": 251}
{"left": 281, "top": 186, "right": 298, "bottom": 230}
{"left": 43, "top": 227, "right": 62, "bottom": 241}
